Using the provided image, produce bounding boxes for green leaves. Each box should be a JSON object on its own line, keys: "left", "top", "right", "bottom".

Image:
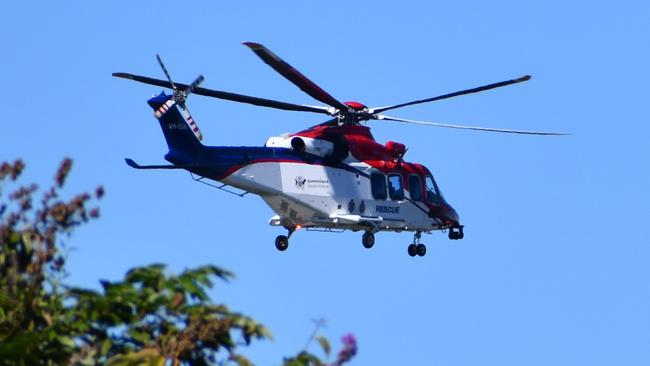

{"left": 0, "top": 159, "right": 103, "bottom": 365}
{"left": 316, "top": 335, "right": 331, "bottom": 357}
{"left": 125, "top": 264, "right": 166, "bottom": 289}
{"left": 61, "top": 262, "right": 271, "bottom": 365}
{"left": 0, "top": 160, "right": 359, "bottom": 366}
{"left": 283, "top": 351, "right": 324, "bottom": 366}
{"left": 105, "top": 349, "right": 166, "bottom": 366}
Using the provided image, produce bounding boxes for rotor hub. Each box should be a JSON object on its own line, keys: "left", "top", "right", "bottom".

{"left": 334, "top": 101, "right": 371, "bottom": 125}
{"left": 344, "top": 101, "right": 367, "bottom": 110}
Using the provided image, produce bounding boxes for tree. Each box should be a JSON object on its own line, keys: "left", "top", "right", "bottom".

{"left": 0, "top": 159, "right": 357, "bottom": 366}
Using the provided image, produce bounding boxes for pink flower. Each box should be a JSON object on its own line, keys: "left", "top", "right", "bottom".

{"left": 341, "top": 333, "right": 357, "bottom": 350}
{"left": 336, "top": 333, "right": 357, "bottom": 364}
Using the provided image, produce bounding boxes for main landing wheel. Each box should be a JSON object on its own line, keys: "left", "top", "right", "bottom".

{"left": 275, "top": 235, "right": 289, "bottom": 251}
{"left": 408, "top": 231, "right": 426, "bottom": 257}
{"left": 407, "top": 244, "right": 418, "bottom": 257}
{"left": 408, "top": 243, "right": 427, "bottom": 257}
{"left": 362, "top": 232, "right": 375, "bottom": 249}
{"left": 416, "top": 243, "right": 427, "bottom": 257}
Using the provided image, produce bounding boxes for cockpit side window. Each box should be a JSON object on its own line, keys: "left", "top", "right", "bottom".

{"left": 425, "top": 175, "right": 442, "bottom": 204}
{"left": 371, "top": 173, "right": 387, "bottom": 200}
{"left": 388, "top": 174, "right": 404, "bottom": 201}
{"left": 408, "top": 175, "right": 422, "bottom": 201}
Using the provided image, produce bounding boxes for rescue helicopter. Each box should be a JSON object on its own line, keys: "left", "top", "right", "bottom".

{"left": 113, "top": 42, "right": 565, "bottom": 257}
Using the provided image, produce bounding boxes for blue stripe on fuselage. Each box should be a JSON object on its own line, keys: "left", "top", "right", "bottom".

{"left": 165, "top": 145, "right": 368, "bottom": 180}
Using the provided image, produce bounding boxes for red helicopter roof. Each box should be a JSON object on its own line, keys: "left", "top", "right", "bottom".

{"left": 293, "top": 122, "right": 375, "bottom": 141}
{"left": 292, "top": 123, "right": 428, "bottom": 174}
{"left": 343, "top": 101, "right": 367, "bottom": 110}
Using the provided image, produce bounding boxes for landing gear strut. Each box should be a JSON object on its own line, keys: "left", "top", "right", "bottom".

{"left": 407, "top": 231, "right": 426, "bottom": 257}
{"left": 448, "top": 224, "right": 464, "bottom": 240}
{"left": 275, "top": 226, "right": 296, "bottom": 252}
{"left": 362, "top": 231, "right": 375, "bottom": 249}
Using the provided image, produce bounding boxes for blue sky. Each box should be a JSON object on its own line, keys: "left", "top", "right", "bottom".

{"left": 2, "top": 1, "right": 649, "bottom": 365}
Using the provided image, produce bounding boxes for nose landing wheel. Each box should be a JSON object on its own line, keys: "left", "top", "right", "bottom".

{"left": 448, "top": 225, "right": 464, "bottom": 240}
{"left": 408, "top": 231, "right": 427, "bottom": 257}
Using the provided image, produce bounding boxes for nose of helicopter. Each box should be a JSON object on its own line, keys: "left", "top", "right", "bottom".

{"left": 442, "top": 203, "right": 460, "bottom": 225}
{"left": 429, "top": 202, "right": 460, "bottom": 226}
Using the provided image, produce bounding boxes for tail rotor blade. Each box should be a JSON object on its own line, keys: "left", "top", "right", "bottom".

{"left": 184, "top": 74, "right": 205, "bottom": 96}
{"left": 156, "top": 54, "right": 177, "bottom": 90}
{"left": 373, "top": 114, "right": 569, "bottom": 135}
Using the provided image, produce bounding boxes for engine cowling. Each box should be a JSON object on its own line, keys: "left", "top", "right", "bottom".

{"left": 385, "top": 141, "right": 407, "bottom": 159}
{"left": 265, "top": 135, "right": 335, "bottom": 157}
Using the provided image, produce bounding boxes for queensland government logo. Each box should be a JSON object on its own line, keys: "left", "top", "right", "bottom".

{"left": 294, "top": 176, "right": 306, "bottom": 189}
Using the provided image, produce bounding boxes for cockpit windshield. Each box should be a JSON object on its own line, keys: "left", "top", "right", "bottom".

{"left": 425, "top": 175, "right": 442, "bottom": 204}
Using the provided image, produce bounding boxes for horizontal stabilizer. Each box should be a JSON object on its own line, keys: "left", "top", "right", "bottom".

{"left": 125, "top": 158, "right": 185, "bottom": 169}
{"left": 125, "top": 158, "right": 212, "bottom": 170}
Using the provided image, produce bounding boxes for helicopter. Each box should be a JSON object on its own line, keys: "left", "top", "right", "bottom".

{"left": 113, "top": 42, "right": 565, "bottom": 257}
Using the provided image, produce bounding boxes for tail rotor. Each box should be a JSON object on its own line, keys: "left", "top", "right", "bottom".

{"left": 156, "top": 54, "right": 204, "bottom": 109}
{"left": 151, "top": 55, "right": 205, "bottom": 145}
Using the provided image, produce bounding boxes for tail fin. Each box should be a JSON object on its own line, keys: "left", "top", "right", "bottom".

{"left": 147, "top": 92, "right": 204, "bottom": 154}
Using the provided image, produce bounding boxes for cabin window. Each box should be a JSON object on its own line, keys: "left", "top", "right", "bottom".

{"left": 388, "top": 174, "right": 404, "bottom": 201}
{"left": 370, "top": 173, "right": 387, "bottom": 200}
{"left": 408, "top": 175, "right": 422, "bottom": 201}
{"left": 425, "top": 175, "right": 442, "bottom": 204}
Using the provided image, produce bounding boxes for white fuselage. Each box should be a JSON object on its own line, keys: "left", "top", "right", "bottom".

{"left": 222, "top": 159, "right": 439, "bottom": 233}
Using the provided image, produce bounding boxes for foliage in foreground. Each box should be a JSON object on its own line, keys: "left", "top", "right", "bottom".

{"left": 0, "top": 159, "right": 357, "bottom": 366}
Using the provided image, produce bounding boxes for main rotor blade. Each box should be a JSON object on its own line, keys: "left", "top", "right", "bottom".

{"left": 372, "top": 75, "right": 532, "bottom": 114}
{"left": 243, "top": 42, "right": 349, "bottom": 112}
{"left": 112, "top": 72, "right": 332, "bottom": 115}
{"left": 373, "top": 114, "right": 569, "bottom": 135}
